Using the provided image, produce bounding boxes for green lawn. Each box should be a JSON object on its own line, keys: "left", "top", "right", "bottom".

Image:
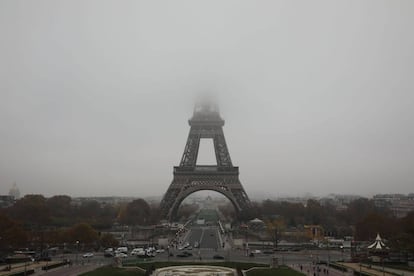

{"left": 80, "top": 266, "right": 144, "bottom": 276}
{"left": 82, "top": 263, "right": 302, "bottom": 276}
{"left": 246, "top": 266, "right": 305, "bottom": 276}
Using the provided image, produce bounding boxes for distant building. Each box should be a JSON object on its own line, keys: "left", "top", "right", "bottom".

{"left": 319, "top": 194, "right": 362, "bottom": 211}
{"left": 71, "top": 196, "right": 138, "bottom": 206}
{"left": 0, "top": 195, "right": 15, "bottom": 208}
{"left": 304, "top": 225, "right": 324, "bottom": 241}
{"left": 373, "top": 194, "right": 414, "bottom": 218}
{"left": 8, "top": 182, "right": 20, "bottom": 199}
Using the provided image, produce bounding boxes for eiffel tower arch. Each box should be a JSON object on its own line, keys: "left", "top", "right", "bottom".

{"left": 160, "top": 101, "right": 251, "bottom": 221}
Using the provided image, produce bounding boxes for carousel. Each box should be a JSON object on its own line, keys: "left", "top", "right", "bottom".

{"left": 367, "top": 233, "right": 389, "bottom": 262}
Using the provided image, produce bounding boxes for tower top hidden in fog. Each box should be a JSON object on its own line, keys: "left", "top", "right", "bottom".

{"left": 190, "top": 96, "right": 223, "bottom": 126}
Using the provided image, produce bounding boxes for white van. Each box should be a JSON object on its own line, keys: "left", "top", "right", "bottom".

{"left": 131, "top": 248, "right": 145, "bottom": 256}
{"left": 116, "top": 247, "right": 128, "bottom": 254}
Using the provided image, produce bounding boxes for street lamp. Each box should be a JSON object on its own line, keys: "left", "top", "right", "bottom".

{"left": 75, "top": 241, "right": 79, "bottom": 264}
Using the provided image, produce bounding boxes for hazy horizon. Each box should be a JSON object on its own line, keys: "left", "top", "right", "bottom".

{"left": 1, "top": 1, "right": 413, "bottom": 199}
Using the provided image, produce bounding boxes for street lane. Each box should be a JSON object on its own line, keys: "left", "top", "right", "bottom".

{"left": 184, "top": 226, "right": 221, "bottom": 250}
{"left": 186, "top": 227, "right": 202, "bottom": 247}
{"left": 200, "top": 228, "right": 220, "bottom": 249}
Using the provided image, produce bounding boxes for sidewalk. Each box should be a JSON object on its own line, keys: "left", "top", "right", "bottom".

{"left": 0, "top": 261, "right": 59, "bottom": 276}
{"left": 339, "top": 263, "right": 414, "bottom": 276}
{"left": 289, "top": 263, "right": 352, "bottom": 276}
{"left": 33, "top": 263, "right": 102, "bottom": 276}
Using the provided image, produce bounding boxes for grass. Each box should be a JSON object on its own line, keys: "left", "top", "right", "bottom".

{"left": 246, "top": 266, "right": 305, "bottom": 276}
{"left": 82, "top": 262, "right": 301, "bottom": 276}
{"left": 80, "top": 266, "right": 145, "bottom": 276}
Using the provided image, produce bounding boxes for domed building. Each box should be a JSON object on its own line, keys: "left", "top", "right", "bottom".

{"left": 8, "top": 182, "right": 20, "bottom": 199}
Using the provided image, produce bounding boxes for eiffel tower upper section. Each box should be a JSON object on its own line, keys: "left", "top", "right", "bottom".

{"left": 178, "top": 100, "right": 235, "bottom": 172}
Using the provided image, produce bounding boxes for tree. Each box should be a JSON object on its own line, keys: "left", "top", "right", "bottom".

{"left": 47, "top": 195, "right": 72, "bottom": 217}
{"left": 355, "top": 212, "right": 396, "bottom": 241}
{"left": 118, "top": 199, "right": 151, "bottom": 226}
{"left": 94, "top": 204, "right": 117, "bottom": 229}
{"left": 65, "top": 223, "right": 99, "bottom": 244}
{"left": 266, "top": 217, "right": 286, "bottom": 249}
{"left": 78, "top": 200, "right": 101, "bottom": 219}
{"left": 100, "top": 233, "right": 119, "bottom": 248}
{"left": 342, "top": 198, "right": 377, "bottom": 225}
{"left": 8, "top": 194, "right": 50, "bottom": 226}
{"left": 47, "top": 195, "right": 74, "bottom": 226}
{"left": 177, "top": 203, "right": 198, "bottom": 220}
{"left": 0, "top": 212, "right": 28, "bottom": 250}
{"left": 305, "top": 199, "right": 325, "bottom": 225}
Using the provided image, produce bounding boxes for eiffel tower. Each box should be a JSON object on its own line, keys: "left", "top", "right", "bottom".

{"left": 160, "top": 101, "right": 251, "bottom": 221}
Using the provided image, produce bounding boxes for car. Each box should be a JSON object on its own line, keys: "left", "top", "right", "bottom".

{"left": 249, "top": 252, "right": 254, "bottom": 257}
{"left": 177, "top": 251, "right": 192, "bottom": 257}
{"left": 104, "top": 252, "right": 114, "bottom": 257}
{"left": 82, "top": 253, "right": 94, "bottom": 258}
{"left": 116, "top": 247, "right": 128, "bottom": 254}
{"left": 115, "top": 252, "right": 128, "bottom": 258}
{"left": 34, "top": 255, "right": 52, "bottom": 262}
{"left": 252, "top": 249, "right": 262, "bottom": 254}
{"left": 176, "top": 253, "right": 188, "bottom": 257}
{"left": 213, "top": 254, "right": 224, "bottom": 260}
{"left": 155, "top": 249, "right": 165, "bottom": 253}
{"left": 131, "top": 248, "right": 145, "bottom": 256}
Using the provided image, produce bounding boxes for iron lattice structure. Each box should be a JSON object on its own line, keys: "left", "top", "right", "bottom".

{"left": 160, "top": 102, "right": 251, "bottom": 221}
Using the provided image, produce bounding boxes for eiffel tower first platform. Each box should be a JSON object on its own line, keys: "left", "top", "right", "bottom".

{"left": 159, "top": 101, "right": 251, "bottom": 221}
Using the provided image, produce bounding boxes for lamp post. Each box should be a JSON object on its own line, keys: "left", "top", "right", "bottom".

{"left": 75, "top": 241, "right": 79, "bottom": 264}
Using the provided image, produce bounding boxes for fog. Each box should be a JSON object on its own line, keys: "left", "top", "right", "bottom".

{"left": 1, "top": 1, "right": 413, "bottom": 198}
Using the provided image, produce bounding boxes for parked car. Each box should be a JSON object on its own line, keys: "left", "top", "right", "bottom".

{"left": 182, "top": 251, "right": 192, "bottom": 257}
{"left": 131, "top": 248, "right": 145, "bottom": 256}
{"left": 115, "top": 252, "right": 128, "bottom": 258}
{"left": 213, "top": 254, "right": 224, "bottom": 260}
{"left": 82, "top": 253, "right": 94, "bottom": 258}
{"left": 177, "top": 251, "right": 192, "bottom": 257}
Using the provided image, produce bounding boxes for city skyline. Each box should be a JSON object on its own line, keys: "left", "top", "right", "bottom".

{"left": 1, "top": 1, "right": 413, "bottom": 198}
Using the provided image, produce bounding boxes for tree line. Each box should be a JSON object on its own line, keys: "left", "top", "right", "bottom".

{"left": 219, "top": 198, "right": 414, "bottom": 253}
{"left": 0, "top": 194, "right": 158, "bottom": 253}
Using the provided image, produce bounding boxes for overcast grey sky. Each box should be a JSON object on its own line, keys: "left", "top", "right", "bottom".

{"left": 1, "top": 1, "right": 413, "bottom": 199}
